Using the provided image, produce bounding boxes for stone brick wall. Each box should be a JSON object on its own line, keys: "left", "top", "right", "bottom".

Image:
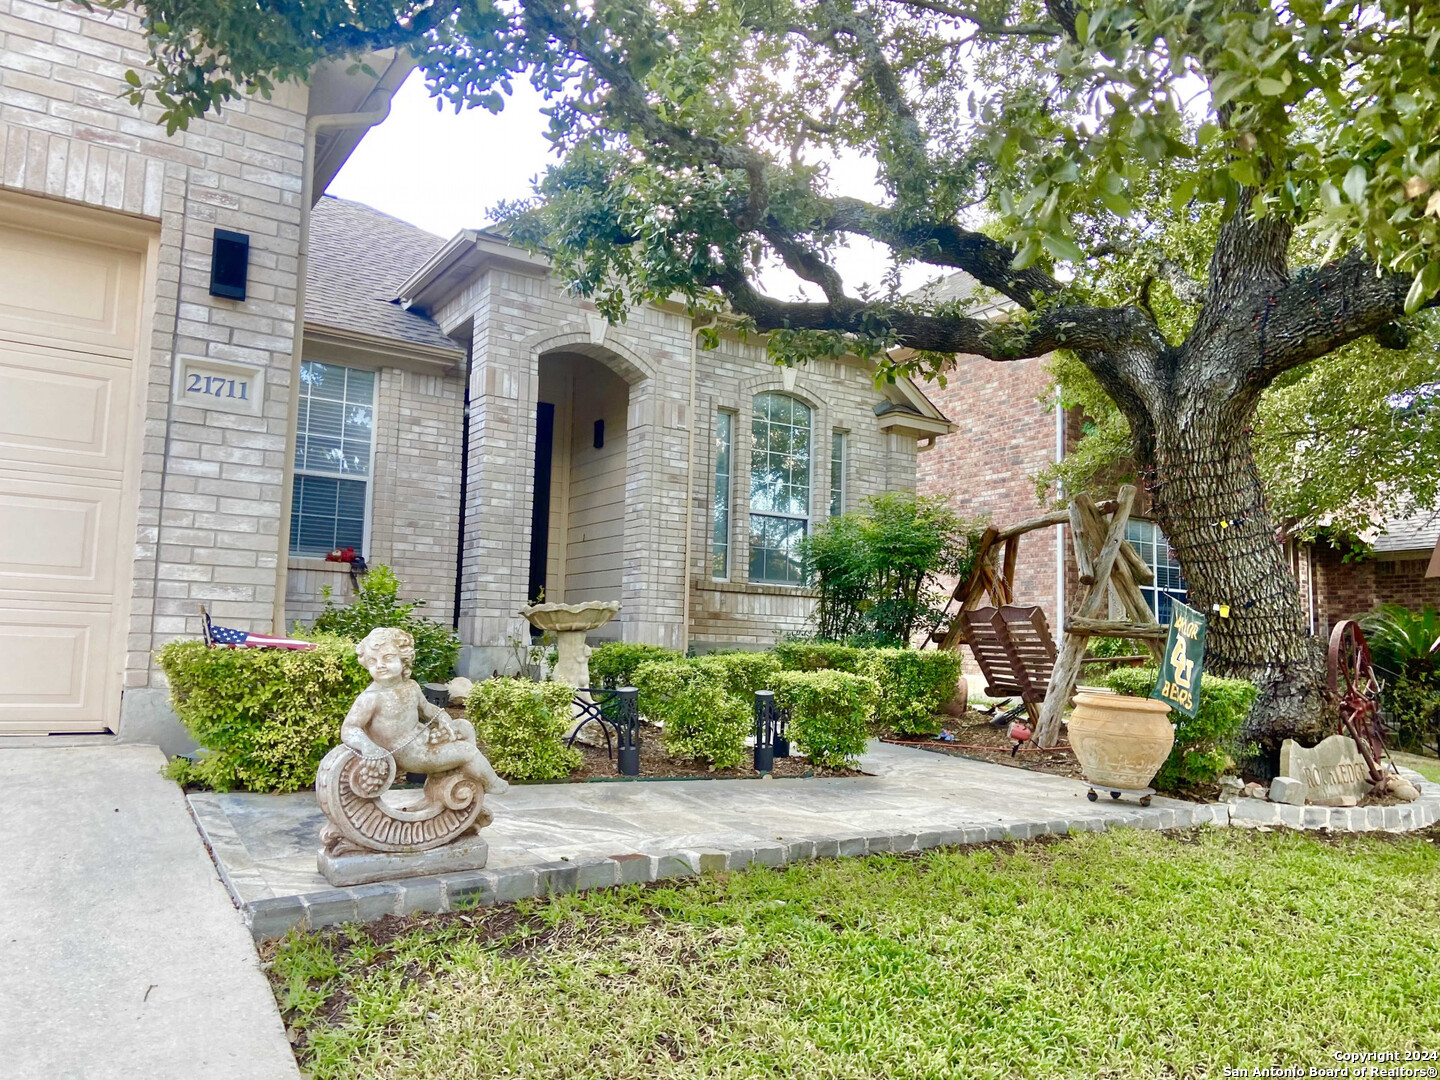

{"left": 366, "top": 366, "right": 464, "bottom": 622}
{"left": 0, "top": 1, "right": 310, "bottom": 694}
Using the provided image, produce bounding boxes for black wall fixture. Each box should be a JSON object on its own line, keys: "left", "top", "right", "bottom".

{"left": 593, "top": 418, "right": 605, "bottom": 449}
{"left": 209, "top": 229, "right": 250, "bottom": 300}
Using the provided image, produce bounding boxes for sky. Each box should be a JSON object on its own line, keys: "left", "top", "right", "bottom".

{"left": 327, "top": 71, "right": 944, "bottom": 301}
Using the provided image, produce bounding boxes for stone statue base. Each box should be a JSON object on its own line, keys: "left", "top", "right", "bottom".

{"left": 318, "top": 835, "right": 488, "bottom": 887}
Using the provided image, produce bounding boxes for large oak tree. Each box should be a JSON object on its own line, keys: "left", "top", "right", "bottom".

{"left": 108, "top": 0, "right": 1440, "bottom": 760}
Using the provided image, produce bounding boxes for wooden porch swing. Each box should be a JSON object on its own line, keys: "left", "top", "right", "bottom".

{"left": 929, "top": 484, "right": 1166, "bottom": 747}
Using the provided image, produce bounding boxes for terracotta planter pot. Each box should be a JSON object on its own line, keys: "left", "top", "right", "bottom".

{"left": 1067, "top": 692, "right": 1175, "bottom": 791}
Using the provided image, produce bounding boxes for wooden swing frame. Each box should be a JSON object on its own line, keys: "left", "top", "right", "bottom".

{"left": 931, "top": 484, "right": 1166, "bottom": 747}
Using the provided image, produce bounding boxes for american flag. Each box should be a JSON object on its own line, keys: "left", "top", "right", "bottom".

{"left": 202, "top": 608, "right": 316, "bottom": 651}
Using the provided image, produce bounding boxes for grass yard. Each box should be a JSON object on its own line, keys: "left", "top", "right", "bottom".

{"left": 270, "top": 828, "right": 1440, "bottom": 1080}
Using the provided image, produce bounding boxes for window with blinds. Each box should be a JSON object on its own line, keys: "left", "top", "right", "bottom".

{"left": 289, "top": 361, "right": 375, "bottom": 556}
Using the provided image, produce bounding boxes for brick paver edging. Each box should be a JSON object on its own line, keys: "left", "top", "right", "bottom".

{"left": 239, "top": 768, "right": 1437, "bottom": 941}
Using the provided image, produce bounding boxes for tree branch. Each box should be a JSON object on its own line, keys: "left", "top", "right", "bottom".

{"left": 890, "top": 0, "right": 1061, "bottom": 37}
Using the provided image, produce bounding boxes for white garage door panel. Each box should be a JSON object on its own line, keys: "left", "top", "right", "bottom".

{"left": 0, "top": 481, "right": 117, "bottom": 593}
{"left": 0, "top": 345, "right": 121, "bottom": 469}
{"left": 0, "top": 212, "right": 143, "bottom": 735}
{"left": 0, "top": 609, "right": 111, "bottom": 729}
{"left": 0, "top": 224, "right": 140, "bottom": 355}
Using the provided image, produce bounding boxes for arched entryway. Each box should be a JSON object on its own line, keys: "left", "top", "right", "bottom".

{"left": 531, "top": 349, "right": 632, "bottom": 641}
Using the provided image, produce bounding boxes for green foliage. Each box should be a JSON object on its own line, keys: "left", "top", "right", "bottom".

{"left": 588, "top": 642, "right": 684, "bottom": 689}
{"left": 772, "top": 641, "right": 865, "bottom": 673}
{"left": 693, "top": 652, "right": 782, "bottom": 700}
{"left": 157, "top": 638, "right": 368, "bottom": 793}
{"left": 802, "top": 493, "right": 984, "bottom": 647}
{"left": 1103, "top": 667, "right": 1258, "bottom": 791}
{"left": 468, "top": 678, "right": 580, "bottom": 782}
{"left": 631, "top": 660, "right": 750, "bottom": 768}
{"left": 858, "top": 649, "right": 962, "bottom": 737}
{"left": 1361, "top": 604, "right": 1440, "bottom": 752}
{"left": 771, "top": 670, "right": 879, "bottom": 770}
{"left": 308, "top": 565, "right": 460, "bottom": 683}
{"left": 1087, "top": 636, "right": 1138, "bottom": 659}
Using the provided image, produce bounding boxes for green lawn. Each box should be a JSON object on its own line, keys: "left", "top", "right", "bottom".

{"left": 1393, "top": 750, "right": 1440, "bottom": 784}
{"left": 270, "top": 828, "right": 1440, "bottom": 1080}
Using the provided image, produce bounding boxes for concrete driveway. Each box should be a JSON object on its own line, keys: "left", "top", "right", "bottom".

{"left": 0, "top": 743, "right": 298, "bottom": 1080}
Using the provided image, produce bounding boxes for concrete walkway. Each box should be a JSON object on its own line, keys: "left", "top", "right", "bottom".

{"left": 0, "top": 744, "right": 298, "bottom": 1080}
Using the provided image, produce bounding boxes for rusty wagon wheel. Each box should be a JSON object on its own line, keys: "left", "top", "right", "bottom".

{"left": 1327, "top": 619, "right": 1385, "bottom": 781}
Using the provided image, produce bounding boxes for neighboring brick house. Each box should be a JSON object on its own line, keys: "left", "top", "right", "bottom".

{"left": 1303, "top": 510, "right": 1440, "bottom": 634}
{"left": 0, "top": 0, "right": 953, "bottom": 743}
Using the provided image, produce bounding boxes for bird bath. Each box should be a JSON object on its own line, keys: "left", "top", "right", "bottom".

{"left": 519, "top": 601, "right": 621, "bottom": 696}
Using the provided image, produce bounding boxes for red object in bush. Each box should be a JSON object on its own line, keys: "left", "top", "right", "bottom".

{"left": 325, "top": 546, "right": 356, "bottom": 563}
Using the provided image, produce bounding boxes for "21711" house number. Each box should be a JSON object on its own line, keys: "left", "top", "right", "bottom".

{"left": 174, "top": 356, "right": 265, "bottom": 417}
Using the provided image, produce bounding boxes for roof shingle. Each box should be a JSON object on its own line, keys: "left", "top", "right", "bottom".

{"left": 305, "top": 196, "right": 463, "bottom": 355}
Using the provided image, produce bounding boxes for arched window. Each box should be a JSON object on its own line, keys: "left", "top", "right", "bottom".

{"left": 749, "top": 392, "right": 812, "bottom": 584}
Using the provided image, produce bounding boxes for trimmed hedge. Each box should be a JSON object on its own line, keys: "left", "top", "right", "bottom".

{"left": 772, "top": 670, "right": 879, "bottom": 770}
{"left": 694, "top": 651, "right": 783, "bottom": 699}
{"left": 1103, "top": 666, "right": 1257, "bottom": 791}
{"left": 773, "top": 641, "right": 864, "bottom": 673}
{"left": 632, "top": 660, "right": 750, "bottom": 768}
{"left": 857, "top": 648, "right": 962, "bottom": 736}
{"left": 470, "top": 678, "right": 581, "bottom": 781}
{"left": 158, "top": 637, "right": 368, "bottom": 793}
{"left": 589, "top": 642, "right": 684, "bottom": 689}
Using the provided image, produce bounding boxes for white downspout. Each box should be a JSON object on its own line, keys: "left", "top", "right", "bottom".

{"left": 679, "top": 318, "right": 717, "bottom": 653}
{"left": 1054, "top": 388, "right": 1066, "bottom": 621}
{"left": 272, "top": 102, "right": 392, "bottom": 633}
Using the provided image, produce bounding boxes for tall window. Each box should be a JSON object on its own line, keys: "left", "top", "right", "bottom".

{"left": 1125, "top": 519, "right": 1188, "bottom": 624}
{"left": 711, "top": 411, "right": 733, "bottom": 579}
{"left": 289, "top": 361, "right": 375, "bottom": 556}
{"left": 830, "top": 430, "right": 846, "bottom": 517}
{"left": 749, "top": 392, "right": 811, "bottom": 584}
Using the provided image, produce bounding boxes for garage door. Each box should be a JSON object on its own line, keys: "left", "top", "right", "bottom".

{"left": 0, "top": 220, "right": 143, "bottom": 734}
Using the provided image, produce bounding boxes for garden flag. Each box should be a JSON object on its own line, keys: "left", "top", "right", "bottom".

{"left": 201, "top": 607, "right": 315, "bottom": 651}
{"left": 1153, "top": 601, "right": 1205, "bottom": 719}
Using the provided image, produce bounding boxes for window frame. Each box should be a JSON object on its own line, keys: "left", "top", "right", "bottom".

{"left": 829, "top": 429, "right": 847, "bottom": 517}
{"left": 747, "top": 391, "right": 813, "bottom": 586}
{"left": 289, "top": 360, "right": 378, "bottom": 558}
{"left": 1124, "top": 518, "right": 1188, "bottom": 625}
{"left": 711, "top": 408, "right": 735, "bottom": 581}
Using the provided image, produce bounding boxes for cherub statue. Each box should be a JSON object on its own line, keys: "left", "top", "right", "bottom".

{"left": 342, "top": 626, "right": 508, "bottom": 797}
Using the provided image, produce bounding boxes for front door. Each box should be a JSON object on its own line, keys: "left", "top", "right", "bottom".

{"left": 0, "top": 216, "right": 144, "bottom": 734}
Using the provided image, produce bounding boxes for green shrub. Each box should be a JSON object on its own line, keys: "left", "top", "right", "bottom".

{"left": 1361, "top": 604, "right": 1440, "bottom": 752}
{"left": 1103, "top": 667, "right": 1258, "bottom": 790}
{"left": 801, "top": 492, "right": 985, "bottom": 646}
{"left": 307, "top": 564, "right": 460, "bottom": 683}
{"left": 589, "top": 642, "right": 684, "bottom": 688}
{"left": 772, "top": 670, "right": 879, "bottom": 769}
{"left": 694, "top": 651, "right": 783, "bottom": 699}
{"left": 858, "top": 648, "right": 962, "bottom": 736}
{"left": 158, "top": 638, "right": 368, "bottom": 793}
{"left": 773, "top": 641, "right": 865, "bottom": 673}
{"left": 469, "top": 678, "right": 581, "bottom": 781}
{"left": 632, "top": 660, "right": 750, "bottom": 768}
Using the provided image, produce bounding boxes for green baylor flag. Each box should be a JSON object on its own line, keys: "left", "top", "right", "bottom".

{"left": 1153, "top": 601, "right": 1206, "bottom": 719}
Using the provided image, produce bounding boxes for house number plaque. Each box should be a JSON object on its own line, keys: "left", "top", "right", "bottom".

{"left": 174, "top": 355, "right": 265, "bottom": 417}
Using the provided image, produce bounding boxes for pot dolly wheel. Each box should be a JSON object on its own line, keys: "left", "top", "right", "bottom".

{"left": 1087, "top": 785, "right": 1153, "bottom": 806}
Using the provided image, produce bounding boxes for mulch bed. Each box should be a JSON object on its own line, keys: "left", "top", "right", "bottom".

{"left": 561, "top": 724, "right": 862, "bottom": 782}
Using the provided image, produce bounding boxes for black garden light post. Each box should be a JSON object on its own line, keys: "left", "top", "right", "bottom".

{"left": 754, "top": 690, "right": 779, "bottom": 773}
{"left": 613, "top": 687, "right": 640, "bottom": 777}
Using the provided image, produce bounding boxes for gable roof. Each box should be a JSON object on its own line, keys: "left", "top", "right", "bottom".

{"left": 305, "top": 196, "right": 463, "bottom": 357}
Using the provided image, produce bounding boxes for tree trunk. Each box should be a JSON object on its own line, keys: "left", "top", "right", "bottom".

{"left": 1138, "top": 389, "right": 1332, "bottom": 777}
